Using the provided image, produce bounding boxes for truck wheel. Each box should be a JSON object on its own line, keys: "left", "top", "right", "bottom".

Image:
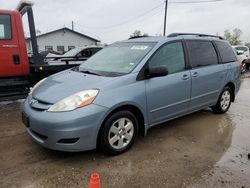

{"left": 212, "top": 87, "right": 232, "bottom": 114}
{"left": 99, "top": 111, "right": 138, "bottom": 155}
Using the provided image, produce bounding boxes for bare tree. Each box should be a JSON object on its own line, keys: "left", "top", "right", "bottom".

{"left": 245, "top": 42, "right": 250, "bottom": 49}
{"left": 130, "top": 30, "right": 148, "bottom": 38}
{"left": 223, "top": 28, "right": 242, "bottom": 45}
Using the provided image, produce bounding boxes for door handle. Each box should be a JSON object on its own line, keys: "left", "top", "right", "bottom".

{"left": 13, "top": 54, "right": 20, "bottom": 65}
{"left": 182, "top": 74, "right": 189, "bottom": 80}
{"left": 192, "top": 72, "right": 198, "bottom": 77}
{"left": 2, "top": 44, "right": 18, "bottom": 48}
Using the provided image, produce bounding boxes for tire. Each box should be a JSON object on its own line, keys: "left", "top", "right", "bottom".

{"left": 212, "top": 87, "right": 232, "bottom": 114}
{"left": 246, "top": 64, "right": 250, "bottom": 70}
{"left": 99, "top": 111, "right": 138, "bottom": 155}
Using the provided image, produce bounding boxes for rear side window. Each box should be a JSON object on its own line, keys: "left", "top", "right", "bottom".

{"left": 186, "top": 41, "right": 218, "bottom": 68}
{"left": 0, "top": 14, "right": 12, "bottom": 40}
{"left": 215, "top": 41, "right": 237, "bottom": 63}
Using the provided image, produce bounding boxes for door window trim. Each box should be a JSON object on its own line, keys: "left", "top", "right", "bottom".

{"left": 0, "top": 14, "right": 12, "bottom": 40}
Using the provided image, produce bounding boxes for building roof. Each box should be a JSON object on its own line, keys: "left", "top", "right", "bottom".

{"left": 26, "top": 27, "right": 100, "bottom": 42}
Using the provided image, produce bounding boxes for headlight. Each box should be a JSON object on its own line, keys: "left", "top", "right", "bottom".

{"left": 48, "top": 90, "right": 99, "bottom": 112}
{"left": 29, "top": 78, "right": 46, "bottom": 95}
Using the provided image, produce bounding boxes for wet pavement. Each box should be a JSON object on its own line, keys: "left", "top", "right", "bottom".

{"left": 0, "top": 72, "right": 250, "bottom": 188}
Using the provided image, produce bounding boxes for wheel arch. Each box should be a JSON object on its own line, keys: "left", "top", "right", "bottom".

{"left": 96, "top": 104, "right": 147, "bottom": 148}
{"left": 225, "top": 82, "right": 235, "bottom": 102}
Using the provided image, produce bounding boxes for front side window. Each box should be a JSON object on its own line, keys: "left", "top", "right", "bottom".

{"left": 79, "top": 42, "right": 155, "bottom": 76}
{"left": 148, "top": 42, "right": 185, "bottom": 74}
{"left": 0, "top": 14, "right": 11, "bottom": 40}
{"left": 187, "top": 41, "right": 218, "bottom": 68}
{"left": 78, "top": 49, "right": 93, "bottom": 58}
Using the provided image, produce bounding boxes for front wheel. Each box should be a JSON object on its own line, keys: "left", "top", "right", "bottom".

{"left": 212, "top": 87, "right": 232, "bottom": 114}
{"left": 99, "top": 111, "right": 138, "bottom": 155}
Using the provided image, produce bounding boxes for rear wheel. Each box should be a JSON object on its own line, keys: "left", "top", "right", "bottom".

{"left": 99, "top": 111, "right": 138, "bottom": 155}
{"left": 212, "top": 87, "right": 232, "bottom": 114}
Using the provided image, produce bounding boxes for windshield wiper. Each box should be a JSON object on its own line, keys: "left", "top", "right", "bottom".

{"left": 80, "top": 70, "right": 101, "bottom": 76}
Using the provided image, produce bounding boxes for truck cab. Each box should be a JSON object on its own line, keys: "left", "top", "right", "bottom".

{"left": 0, "top": 2, "right": 100, "bottom": 101}
{"left": 0, "top": 10, "right": 29, "bottom": 77}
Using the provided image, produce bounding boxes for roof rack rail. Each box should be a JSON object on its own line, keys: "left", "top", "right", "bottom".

{"left": 167, "top": 33, "right": 224, "bottom": 40}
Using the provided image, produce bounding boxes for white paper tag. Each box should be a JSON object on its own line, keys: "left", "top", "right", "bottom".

{"left": 131, "top": 46, "right": 148, "bottom": 50}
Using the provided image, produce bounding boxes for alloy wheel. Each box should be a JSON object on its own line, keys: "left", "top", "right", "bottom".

{"left": 220, "top": 90, "right": 231, "bottom": 111}
{"left": 108, "top": 118, "right": 134, "bottom": 150}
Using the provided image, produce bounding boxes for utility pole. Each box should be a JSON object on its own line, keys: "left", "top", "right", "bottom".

{"left": 71, "top": 21, "right": 74, "bottom": 31}
{"left": 163, "top": 0, "right": 168, "bottom": 36}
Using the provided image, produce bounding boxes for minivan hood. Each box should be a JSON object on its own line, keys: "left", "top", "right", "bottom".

{"left": 32, "top": 70, "right": 116, "bottom": 104}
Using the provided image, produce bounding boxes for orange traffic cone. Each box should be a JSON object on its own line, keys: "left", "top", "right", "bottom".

{"left": 88, "top": 172, "right": 101, "bottom": 188}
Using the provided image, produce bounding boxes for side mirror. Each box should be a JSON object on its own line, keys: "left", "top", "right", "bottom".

{"left": 236, "top": 50, "right": 244, "bottom": 56}
{"left": 146, "top": 65, "right": 168, "bottom": 78}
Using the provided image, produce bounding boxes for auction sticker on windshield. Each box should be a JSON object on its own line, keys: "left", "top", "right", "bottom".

{"left": 131, "top": 46, "right": 148, "bottom": 50}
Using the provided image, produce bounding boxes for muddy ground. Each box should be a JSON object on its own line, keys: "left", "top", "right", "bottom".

{"left": 0, "top": 73, "right": 250, "bottom": 188}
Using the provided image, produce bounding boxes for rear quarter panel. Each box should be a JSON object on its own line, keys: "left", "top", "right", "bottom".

{"left": 224, "top": 61, "right": 241, "bottom": 95}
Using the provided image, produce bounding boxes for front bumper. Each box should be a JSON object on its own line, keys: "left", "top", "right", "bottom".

{"left": 21, "top": 98, "right": 108, "bottom": 152}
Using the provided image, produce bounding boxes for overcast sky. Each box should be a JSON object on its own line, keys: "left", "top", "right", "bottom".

{"left": 0, "top": 0, "right": 249, "bottom": 44}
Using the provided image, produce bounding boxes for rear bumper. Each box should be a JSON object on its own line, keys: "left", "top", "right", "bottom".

{"left": 21, "top": 98, "right": 108, "bottom": 152}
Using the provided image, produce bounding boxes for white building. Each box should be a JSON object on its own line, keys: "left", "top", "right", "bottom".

{"left": 26, "top": 27, "right": 100, "bottom": 53}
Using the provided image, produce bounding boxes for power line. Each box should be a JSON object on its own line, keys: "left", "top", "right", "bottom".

{"left": 74, "top": 0, "right": 225, "bottom": 38}
{"left": 76, "top": 8, "right": 164, "bottom": 31}
{"left": 74, "top": 2, "right": 164, "bottom": 29}
{"left": 74, "top": 8, "right": 165, "bottom": 34}
{"left": 163, "top": 0, "right": 225, "bottom": 35}
{"left": 169, "top": 0, "right": 224, "bottom": 4}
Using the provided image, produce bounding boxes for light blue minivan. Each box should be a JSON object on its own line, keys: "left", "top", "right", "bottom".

{"left": 22, "top": 33, "right": 241, "bottom": 155}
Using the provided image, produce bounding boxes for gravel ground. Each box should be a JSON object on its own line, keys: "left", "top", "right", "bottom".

{"left": 0, "top": 72, "right": 250, "bottom": 188}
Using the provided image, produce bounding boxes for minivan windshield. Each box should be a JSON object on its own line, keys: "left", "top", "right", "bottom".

{"left": 79, "top": 42, "right": 156, "bottom": 76}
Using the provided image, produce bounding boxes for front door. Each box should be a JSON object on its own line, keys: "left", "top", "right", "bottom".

{"left": 145, "top": 41, "right": 191, "bottom": 125}
{"left": 0, "top": 13, "right": 22, "bottom": 77}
